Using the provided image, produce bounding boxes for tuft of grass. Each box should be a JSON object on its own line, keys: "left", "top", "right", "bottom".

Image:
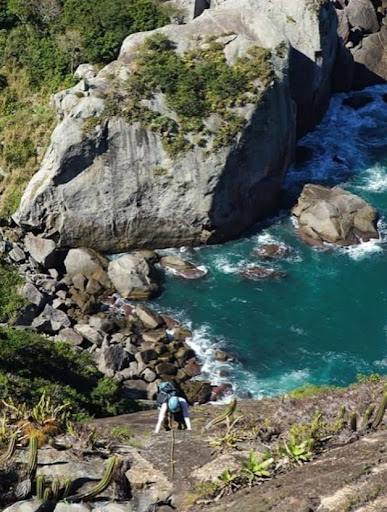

{"left": 152, "top": 167, "right": 168, "bottom": 177}
{"left": 305, "top": 0, "right": 330, "bottom": 13}
{"left": 82, "top": 116, "right": 101, "bottom": 139}
{"left": 111, "top": 425, "right": 134, "bottom": 443}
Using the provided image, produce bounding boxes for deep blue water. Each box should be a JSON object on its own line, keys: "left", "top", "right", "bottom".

{"left": 150, "top": 85, "right": 387, "bottom": 398}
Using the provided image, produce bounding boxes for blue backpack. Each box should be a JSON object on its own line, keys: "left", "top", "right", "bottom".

{"left": 157, "top": 381, "right": 177, "bottom": 407}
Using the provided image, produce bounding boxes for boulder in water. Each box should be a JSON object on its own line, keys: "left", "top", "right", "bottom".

{"left": 253, "top": 243, "right": 290, "bottom": 260}
{"left": 292, "top": 184, "right": 379, "bottom": 246}
{"left": 241, "top": 266, "right": 287, "bottom": 280}
{"left": 211, "top": 382, "right": 233, "bottom": 401}
{"left": 160, "top": 255, "right": 207, "bottom": 279}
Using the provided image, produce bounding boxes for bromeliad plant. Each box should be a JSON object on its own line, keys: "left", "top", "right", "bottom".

{"left": 278, "top": 436, "right": 313, "bottom": 465}
{"left": 240, "top": 450, "right": 274, "bottom": 484}
{"left": 216, "top": 468, "right": 240, "bottom": 498}
{"left": 1, "top": 391, "right": 71, "bottom": 447}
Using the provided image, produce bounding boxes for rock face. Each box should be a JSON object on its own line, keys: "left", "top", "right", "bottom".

{"left": 344, "top": 0, "right": 379, "bottom": 34}
{"left": 12, "top": 0, "right": 339, "bottom": 253}
{"left": 351, "top": 29, "right": 387, "bottom": 88}
{"left": 211, "top": 0, "right": 338, "bottom": 136}
{"left": 292, "top": 184, "right": 379, "bottom": 246}
{"left": 334, "top": 0, "right": 387, "bottom": 90}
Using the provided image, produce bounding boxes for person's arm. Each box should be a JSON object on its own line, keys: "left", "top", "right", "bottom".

{"left": 179, "top": 398, "right": 192, "bottom": 430}
{"left": 155, "top": 403, "right": 168, "bottom": 433}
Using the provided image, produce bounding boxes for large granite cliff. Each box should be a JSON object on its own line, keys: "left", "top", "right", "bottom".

{"left": 14, "top": 0, "right": 337, "bottom": 252}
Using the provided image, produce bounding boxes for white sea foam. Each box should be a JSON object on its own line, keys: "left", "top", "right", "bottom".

{"left": 213, "top": 255, "right": 246, "bottom": 274}
{"left": 356, "top": 164, "right": 387, "bottom": 193}
{"left": 237, "top": 368, "right": 312, "bottom": 399}
{"left": 374, "top": 358, "right": 387, "bottom": 369}
{"left": 340, "top": 238, "right": 383, "bottom": 261}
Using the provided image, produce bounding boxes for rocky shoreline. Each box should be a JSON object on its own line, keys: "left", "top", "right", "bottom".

{"left": 1, "top": 180, "right": 380, "bottom": 408}
{"left": 0, "top": 225, "right": 233, "bottom": 406}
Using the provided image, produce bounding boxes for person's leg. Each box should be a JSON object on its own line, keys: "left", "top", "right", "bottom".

{"left": 175, "top": 410, "right": 186, "bottom": 430}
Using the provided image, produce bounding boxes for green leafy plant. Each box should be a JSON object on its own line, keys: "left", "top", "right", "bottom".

{"left": 0, "top": 327, "right": 137, "bottom": 421}
{"left": 240, "top": 450, "right": 273, "bottom": 484}
{"left": 287, "top": 383, "right": 339, "bottom": 399}
{"left": 279, "top": 436, "right": 313, "bottom": 464}
{"left": 217, "top": 468, "right": 240, "bottom": 497}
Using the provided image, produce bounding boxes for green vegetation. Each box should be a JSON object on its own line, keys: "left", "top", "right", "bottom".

{"left": 241, "top": 450, "right": 273, "bottom": 482}
{"left": 356, "top": 373, "right": 382, "bottom": 384}
{"left": 278, "top": 436, "right": 313, "bottom": 464}
{"left": 0, "top": 257, "right": 27, "bottom": 323}
{"left": 111, "top": 425, "right": 134, "bottom": 443}
{"left": 287, "top": 383, "right": 339, "bottom": 399}
{"left": 152, "top": 167, "right": 169, "bottom": 177}
{"left": 0, "top": 327, "right": 137, "bottom": 420}
{"left": 119, "top": 34, "right": 274, "bottom": 157}
{"left": 0, "top": 0, "right": 169, "bottom": 89}
{"left": 0, "top": 0, "right": 170, "bottom": 215}
{"left": 67, "top": 455, "right": 120, "bottom": 502}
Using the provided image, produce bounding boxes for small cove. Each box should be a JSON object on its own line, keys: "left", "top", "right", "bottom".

{"left": 150, "top": 85, "right": 387, "bottom": 398}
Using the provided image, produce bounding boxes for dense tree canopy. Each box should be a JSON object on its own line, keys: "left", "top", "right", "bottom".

{"left": 0, "top": 0, "right": 169, "bottom": 88}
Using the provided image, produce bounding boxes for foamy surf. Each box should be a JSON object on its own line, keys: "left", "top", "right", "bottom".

{"left": 355, "top": 164, "right": 387, "bottom": 193}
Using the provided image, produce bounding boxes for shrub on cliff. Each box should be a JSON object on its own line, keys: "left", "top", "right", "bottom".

{"left": 121, "top": 34, "right": 275, "bottom": 156}
{"left": 0, "top": 258, "right": 26, "bottom": 323}
{"left": 0, "top": 327, "right": 137, "bottom": 419}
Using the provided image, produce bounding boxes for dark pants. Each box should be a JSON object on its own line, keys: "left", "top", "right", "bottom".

{"left": 163, "top": 409, "right": 186, "bottom": 431}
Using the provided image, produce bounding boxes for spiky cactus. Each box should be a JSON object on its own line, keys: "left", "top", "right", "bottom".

{"left": 67, "top": 455, "right": 120, "bottom": 502}
{"left": 63, "top": 478, "right": 72, "bottom": 498}
{"left": 204, "top": 397, "right": 237, "bottom": 431}
{"left": 27, "top": 436, "right": 38, "bottom": 478}
{"left": 372, "top": 392, "right": 387, "bottom": 429}
{"left": 361, "top": 404, "right": 375, "bottom": 429}
{"left": 0, "top": 433, "right": 18, "bottom": 465}
{"left": 36, "top": 475, "right": 45, "bottom": 500}
{"left": 43, "top": 488, "right": 52, "bottom": 501}
{"left": 350, "top": 412, "right": 357, "bottom": 431}
{"left": 51, "top": 478, "right": 60, "bottom": 501}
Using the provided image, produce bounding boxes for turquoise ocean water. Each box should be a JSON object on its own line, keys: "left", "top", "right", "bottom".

{"left": 150, "top": 85, "right": 387, "bottom": 398}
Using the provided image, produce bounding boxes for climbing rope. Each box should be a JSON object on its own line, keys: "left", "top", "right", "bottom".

{"left": 170, "top": 428, "right": 175, "bottom": 480}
